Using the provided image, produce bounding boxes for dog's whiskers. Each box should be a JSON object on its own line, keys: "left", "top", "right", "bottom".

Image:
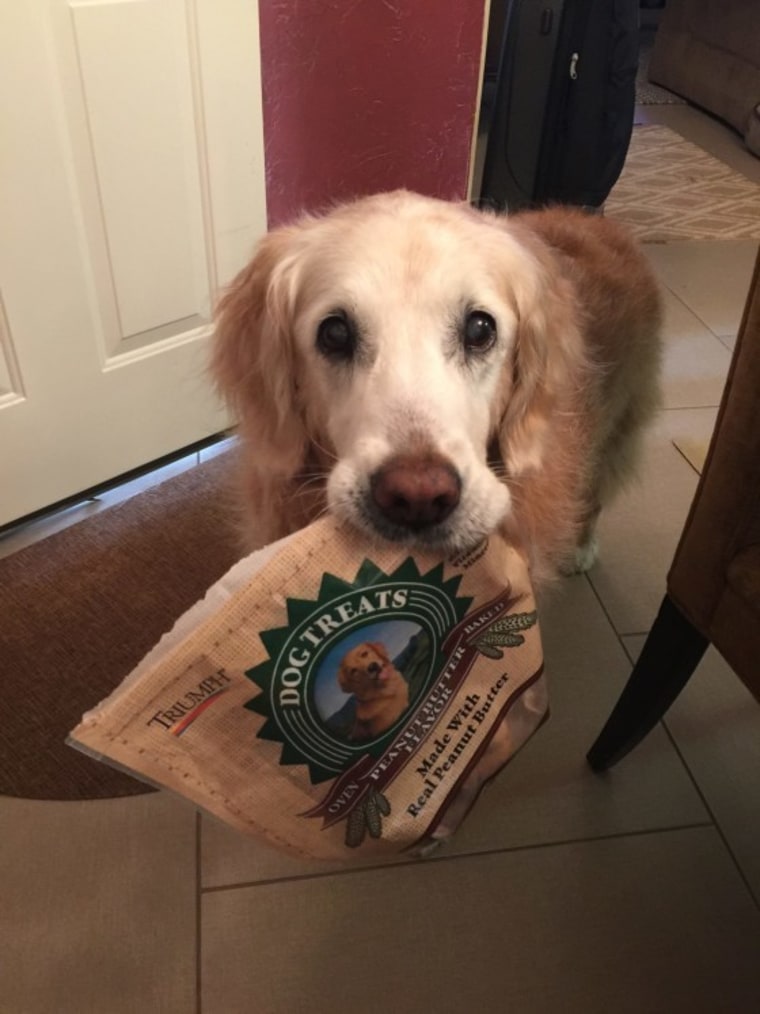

{"left": 292, "top": 473, "right": 328, "bottom": 492}
{"left": 295, "top": 468, "right": 330, "bottom": 480}
{"left": 307, "top": 435, "right": 339, "bottom": 466}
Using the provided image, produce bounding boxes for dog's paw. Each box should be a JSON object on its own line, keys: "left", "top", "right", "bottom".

{"left": 561, "top": 535, "right": 599, "bottom": 576}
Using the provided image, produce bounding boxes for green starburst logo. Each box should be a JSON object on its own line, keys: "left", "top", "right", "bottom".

{"left": 244, "top": 557, "right": 472, "bottom": 783}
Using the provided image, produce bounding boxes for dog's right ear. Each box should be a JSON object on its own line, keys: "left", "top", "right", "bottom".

{"left": 211, "top": 227, "right": 309, "bottom": 482}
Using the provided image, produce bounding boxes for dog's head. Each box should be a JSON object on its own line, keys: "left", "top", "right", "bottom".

{"left": 213, "top": 191, "right": 582, "bottom": 552}
{"left": 338, "top": 641, "right": 398, "bottom": 700}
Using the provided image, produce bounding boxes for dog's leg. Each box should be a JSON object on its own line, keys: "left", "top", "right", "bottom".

{"left": 568, "top": 533, "right": 600, "bottom": 574}
{"left": 561, "top": 503, "right": 601, "bottom": 575}
{"left": 565, "top": 385, "right": 659, "bottom": 576}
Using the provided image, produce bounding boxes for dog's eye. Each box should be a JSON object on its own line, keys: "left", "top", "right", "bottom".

{"left": 463, "top": 310, "right": 497, "bottom": 352}
{"left": 316, "top": 313, "right": 355, "bottom": 360}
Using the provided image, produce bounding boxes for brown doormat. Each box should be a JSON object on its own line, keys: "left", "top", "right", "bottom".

{"left": 0, "top": 452, "right": 243, "bottom": 801}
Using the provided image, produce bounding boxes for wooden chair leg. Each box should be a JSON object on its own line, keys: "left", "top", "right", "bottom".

{"left": 587, "top": 595, "right": 709, "bottom": 772}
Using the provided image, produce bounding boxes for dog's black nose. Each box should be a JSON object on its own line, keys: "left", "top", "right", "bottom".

{"left": 371, "top": 455, "right": 461, "bottom": 529}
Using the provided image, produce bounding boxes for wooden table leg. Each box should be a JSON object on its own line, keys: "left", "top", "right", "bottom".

{"left": 587, "top": 595, "right": 709, "bottom": 772}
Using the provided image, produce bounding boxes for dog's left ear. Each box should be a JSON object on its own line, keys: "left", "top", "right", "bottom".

{"left": 494, "top": 235, "right": 587, "bottom": 476}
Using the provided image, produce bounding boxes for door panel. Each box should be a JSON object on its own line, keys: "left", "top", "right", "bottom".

{"left": 0, "top": 0, "right": 266, "bottom": 527}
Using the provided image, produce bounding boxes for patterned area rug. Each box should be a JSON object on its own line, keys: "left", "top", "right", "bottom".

{"left": 606, "top": 126, "right": 760, "bottom": 242}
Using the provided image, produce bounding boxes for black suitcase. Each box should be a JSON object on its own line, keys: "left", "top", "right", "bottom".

{"left": 479, "top": 0, "right": 639, "bottom": 211}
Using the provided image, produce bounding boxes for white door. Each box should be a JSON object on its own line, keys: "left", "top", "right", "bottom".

{"left": 0, "top": 0, "right": 266, "bottom": 527}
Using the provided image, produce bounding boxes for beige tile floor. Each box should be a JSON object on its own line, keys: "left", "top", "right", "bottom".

{"left": 3, "top": 107, "right": 760, "bottom": 1013}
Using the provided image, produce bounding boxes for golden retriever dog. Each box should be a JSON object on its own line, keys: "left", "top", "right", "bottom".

{"left": 212, "top": 190, "right": 661, "bottom": 584}
{"left": 337, "top": 641, "right": 410, "bottom": 741}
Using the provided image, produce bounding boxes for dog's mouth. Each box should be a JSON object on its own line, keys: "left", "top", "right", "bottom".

{"left": 363, "top": 508, "right": 460, "bottom": 547}
{"left": 355, "top": 500, "right": 490, "bottom": 556}
{"left": 367, "top": 662, "right": 390, "bottom": 684}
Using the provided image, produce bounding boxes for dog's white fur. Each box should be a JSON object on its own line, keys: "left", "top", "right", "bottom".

{"left": 212, "top": 191, "right": 662, "bottom": 584}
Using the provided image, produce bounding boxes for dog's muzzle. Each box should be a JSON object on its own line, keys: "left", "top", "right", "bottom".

{"left": 369, "top": 454, "right": 461, "bottom": 530}
{"left": 367, "top": 661, "right": 389, "bottom": 684}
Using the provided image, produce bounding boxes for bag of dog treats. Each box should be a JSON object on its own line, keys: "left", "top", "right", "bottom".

{"left": 69, "top": 517, "right": 548, "bottom": 860}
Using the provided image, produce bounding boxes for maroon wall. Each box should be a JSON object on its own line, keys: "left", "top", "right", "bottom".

{"left": 258, "top": 0, "right": 486, "bottom": 226}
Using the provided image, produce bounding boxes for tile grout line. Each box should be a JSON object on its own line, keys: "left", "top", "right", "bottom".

{"left": 195, "top": 812, "right": 203, "bottom": 1014}
{"left": 618, "top": 630, "right": 653, "bottom": 640}
{"left": 200, "top": 821, "right": 714, "bottom": 894}
{"left": 582, "top": 571, "right": 659, "bottom": 658}
{"left": 658, "top": 719, "right": 760, "bottom": 912}
{"left": 583, "top": 571, "right": 721, "bottom": 820}
{"left": 670, "top": 440, "right": 705, "bottom": 479}
{"left": 661, "top": 404, "right": 720, "bottom": 413}
{"left": 661, "top": 280, "right": 734, "bottom": 346}
{"left": 584, "top": 578, "right": 760, "bottom": 912}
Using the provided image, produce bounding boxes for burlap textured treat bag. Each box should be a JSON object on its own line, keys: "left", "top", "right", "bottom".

{"left": 69, "top": 517, "right": 547, "bottom": 860}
